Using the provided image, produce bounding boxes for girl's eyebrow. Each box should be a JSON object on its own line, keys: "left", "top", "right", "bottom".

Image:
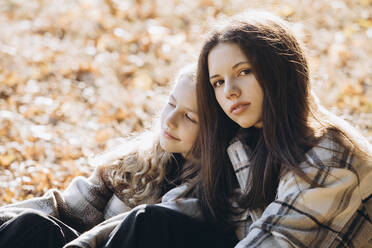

{"left": 181, "top": 102, "right": 198, "bottom": 114}
{"left": 209, "top": 61, "right": 251, "bottom": 80}
{"left": 209, "top": 74, "right": 219, "bottom": 80}
{"left": 232, "top": 61, "right": 250, "bottom": 69}
{"left": 170, "top": 94, "right": 198, "bottom": 114}
{"left": 185, "top": 107, "right": 198, "bottom": 114}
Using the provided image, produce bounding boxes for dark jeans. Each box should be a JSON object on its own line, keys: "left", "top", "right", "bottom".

{"left": 0, "top": 211, "right": 79, "bottom": 248}
{"left": 104, "top": 205, "right": 238, "bottom": 248}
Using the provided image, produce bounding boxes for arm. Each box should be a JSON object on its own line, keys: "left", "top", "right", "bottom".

{"left": 64, "top": 184, "right": 202, "bottom": 248}
{"left": 236, "top": 154, "right": 371, "bottom": 248}
{"left": 0, "top": 166, "right": 114, "bottom": 232}
{"left": 64, "top": 210, "right": 132, "bottom": 248}
{"left": 158, "top": 184, "right": 202, "bottom": 219}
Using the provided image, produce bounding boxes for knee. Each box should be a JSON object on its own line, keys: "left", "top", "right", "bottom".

{"left": 13, "top": 211, "right": 53, "bottom": 227}
{"left": 134, "top": 205, "right": 174, "bottom": 227}
{"left": 136, "top": 205, "right": 167, "bottom": 219}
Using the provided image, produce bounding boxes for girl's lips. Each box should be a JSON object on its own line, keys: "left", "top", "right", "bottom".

{"left": 231, "top": 103, "right": 250, "bottom": 114}
{"left": 163, "top": 130, "right": 180, "bottom": 141}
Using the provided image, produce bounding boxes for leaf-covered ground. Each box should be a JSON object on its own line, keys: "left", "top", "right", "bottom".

{"left": 0, "top": 0, "right": 371, "bottom": 205}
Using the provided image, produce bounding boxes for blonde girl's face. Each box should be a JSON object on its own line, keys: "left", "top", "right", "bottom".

{"left": 160, "top": 75, "right": 199, "bottom": 157}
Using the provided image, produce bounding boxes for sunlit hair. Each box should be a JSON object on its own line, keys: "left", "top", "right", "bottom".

{"left": 92, "top": 64, "right": 197, "bottom": 208}
{"left": 194, "top": 11, "right": 372, "bottom": 229}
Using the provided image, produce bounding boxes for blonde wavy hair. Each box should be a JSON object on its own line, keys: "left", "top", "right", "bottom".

{"left": 93, "top": 64, "right": 197, "bottom": 208}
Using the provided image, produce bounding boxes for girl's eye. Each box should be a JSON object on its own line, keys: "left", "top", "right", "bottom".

{"left": 168, "top": 102, "right": 176, "bottom": 108}
{"left": 212, "top": 80, "right": 224, "bottom": 88}
{"left": 185, "top": 113, "right": 197, "bottom": 123}
{"left": 239, "top": 69, "right": 251, "bottom": 76}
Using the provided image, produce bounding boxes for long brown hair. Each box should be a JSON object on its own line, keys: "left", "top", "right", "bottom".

{"left": 194, "top": 11, "right": 371, "bottom": 229}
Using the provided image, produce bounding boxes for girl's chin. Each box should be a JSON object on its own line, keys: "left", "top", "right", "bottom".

{"left": 160, "top": 139, "right": 176, "bottom": 152}
{"left": 159, "top": 139, "right": 167, "bottom": 150}
{"left": 237, "top": 121, "right": 253, "bottom": 129}
{"left": 234, "top": 117, "right": 263, "bottom": 129}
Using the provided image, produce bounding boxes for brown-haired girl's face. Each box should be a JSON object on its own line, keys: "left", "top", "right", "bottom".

{"left": 208, "top": 42, "right": 264, "bottom": 128}
{"left": 160, "top": 75, "right": 199, "bottom": 157}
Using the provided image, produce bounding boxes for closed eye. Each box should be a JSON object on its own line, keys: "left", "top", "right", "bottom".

{"left": 168, "top": 102, "right": 176, "bottom": 108}
{"left": 185, "top": 113, "right": 197, "bottom": 123}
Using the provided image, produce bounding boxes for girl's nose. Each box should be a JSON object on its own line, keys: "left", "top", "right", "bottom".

{"left": 224, "top": 79, "right": 241, "bottom": 99}
{"left": 165, "top": 111, "right": 178, "bottom": 129}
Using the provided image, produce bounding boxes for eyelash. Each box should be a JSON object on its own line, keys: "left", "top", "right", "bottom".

{"left": 185, "top": 114, "right": 197, "bottom": 123}
{"left": 239, "top": 69, "right": 251, "bottom": 75}
{"left": 212, "top": 69, "right": 251, "bottom": 88}
{"left": 212, "top": 80, "right": 224, "bottom": 88}
{"left": 168, "top": 102, "right": 197, "bottom": 123}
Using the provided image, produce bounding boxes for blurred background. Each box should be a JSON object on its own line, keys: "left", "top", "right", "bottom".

{"left": 0, "top": 0, "right": 371, "bottom": 204}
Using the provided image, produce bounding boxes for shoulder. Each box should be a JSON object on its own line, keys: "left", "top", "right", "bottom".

{"left": 95, "top": 161, "right": 120, "bottom": 188}
{"left": 301, "top": 129, "right": 371, "bottom": 171}
{"left": 279, "top": 129, "right": 372, "bottom": 200}
{"left": 92, "top": 159, "right": 131, "bottom": 202}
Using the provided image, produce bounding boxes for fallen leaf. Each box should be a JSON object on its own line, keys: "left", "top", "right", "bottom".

{"left": 95, "top": 128, "right": 114, "bottom": 144}
{"left": 0, "top": 152, "right": 17, "bottom": 167}
{"left": 132, "top": 71, "right": 153, "bottom": 90}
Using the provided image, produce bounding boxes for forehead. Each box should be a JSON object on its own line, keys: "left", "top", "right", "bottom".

{"left": 171, "top": 75, "right": 197, "bottom": 111}
{"left": 208, "top": 42, "right": 249, "bottom": 71}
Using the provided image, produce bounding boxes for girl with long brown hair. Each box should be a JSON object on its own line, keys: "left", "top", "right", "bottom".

{"left": 195, "top": 11, "right": 372, "bottom": 247}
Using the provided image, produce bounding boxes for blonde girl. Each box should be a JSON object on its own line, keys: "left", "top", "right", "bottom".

{"left": 0, "top": 65, "right": 206, "bottom": 248}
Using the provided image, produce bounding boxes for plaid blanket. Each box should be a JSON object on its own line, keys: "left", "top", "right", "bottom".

{"left": 64, "top": 185, "right": 201, "bottom": 248}
{"left": 227, "top": 130, "right": 372, "bottom": 248}
{"left": 0, "top": 165, "right": 201, "bottom": 248}
{"left": 0, "top": 165, "right": 138, "bottom": 233}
